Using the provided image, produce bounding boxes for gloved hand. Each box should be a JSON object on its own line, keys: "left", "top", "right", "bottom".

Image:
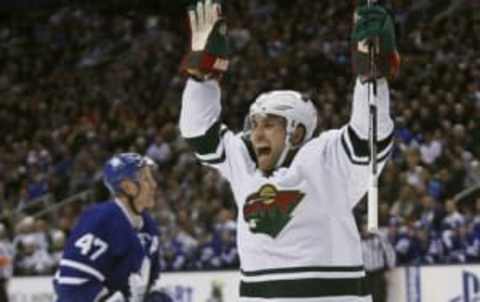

{"left": 128, "top": 258, "right": 151, "bottom": 302}
{"left": 351, "top": 1, "right": 400, "bottom": 80}
{"left": 180, "top": 0, "right": 230, "bottom": 80}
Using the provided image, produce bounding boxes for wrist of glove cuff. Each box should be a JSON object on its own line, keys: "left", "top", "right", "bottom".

{"left": 352, "top": 46, "right": 400, "bottom": 82}
{"left": 182, "top": 0, "right": 229, "bottom": 81}
{"left": 351, "top": 4, "right": 401, "bottom": 81}
{"left": 180, "top": 51, "right": 229, "bottom": 81}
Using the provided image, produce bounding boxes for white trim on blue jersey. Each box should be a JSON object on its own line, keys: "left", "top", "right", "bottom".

{"left": 60, "top": 259, "right": 106, "bottom": 282}
{"left": 114, "top": 198, "right": 144, "bottom": 230}
{"left": 56, "top": 276, "right": 89, "bottom": 285}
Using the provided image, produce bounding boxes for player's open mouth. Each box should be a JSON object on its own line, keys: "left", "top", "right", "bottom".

{"left": 256, "top": 147, "right": 271, "bottom": 158}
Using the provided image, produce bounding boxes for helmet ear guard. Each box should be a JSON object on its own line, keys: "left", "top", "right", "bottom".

{"left": 289, "top": 123, "right": 307, "bottom": 147}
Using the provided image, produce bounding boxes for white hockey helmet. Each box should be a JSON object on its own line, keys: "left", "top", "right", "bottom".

{"left": 247, "top": 90, "right": 318, "bottom": 168}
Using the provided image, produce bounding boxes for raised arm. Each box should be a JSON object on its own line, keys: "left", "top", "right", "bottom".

{"left": 303, "top": 2, "right": 400, "bottom": 208}
{"left": 179, "top": 1, "right": 240, "bottom": 176}
{"left": 344, "top": 0, "right": 400, "bottom": 205}
{"left": 343, "top": 0, "right": 400, "bottom": 165}
{"left": 180, "top": 79, "right": 222, "bottom": 149}
{"left": 342, "top": 78, "right": 394, "bottom": 166}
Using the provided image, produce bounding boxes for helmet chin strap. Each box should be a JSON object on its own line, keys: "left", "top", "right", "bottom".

{"left": 275, "top": 121, "right": 296, "bottom": 169}
{"left": 127, "top": 196, "right": 142, "bottom": 216}
{"left": 121, "top": 182, "right": 142, "bottom": 216}
{"left": 275, "top": 136, "right": 291, "bottom": 169}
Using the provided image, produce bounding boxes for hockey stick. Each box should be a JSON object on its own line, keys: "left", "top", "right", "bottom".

{"left": 367, "top": 0, "right": 379, "bottom": 232}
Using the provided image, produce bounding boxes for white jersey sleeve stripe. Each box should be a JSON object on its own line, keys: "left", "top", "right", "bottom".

{"left": 60, "top": 259, "right": 106, "bottom": 282}
{"left": 241, "top": 270, "right": 366, "bottom": 282}
{"left": 56, "top": 277, "right": 89, "bottom": 285}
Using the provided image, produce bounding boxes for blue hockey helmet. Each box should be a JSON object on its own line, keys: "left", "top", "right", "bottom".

{"left": 102, "top": 153, "right": 156, "bottom": 195}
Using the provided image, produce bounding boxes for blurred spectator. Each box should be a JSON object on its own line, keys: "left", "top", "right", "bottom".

{"left": 0, "top": 223, "right": 13, "bottom": 302}
{"left": 146, "top": 132, "right": 172, "bottom": 167}
{"left": 404, "top": 148, "right": 426, "bottom": 190}
{"left": 390, "top": 185, "right": 418, "bottom": 220}
{"left": 442, "top": 199, "right": 465, "bottom": 229}
{"left": 14, "top": 235, "right": 55, "bottom": 275}
{"left": 416, "top": 193, "right": 444, "bottom": 231}
{"left": 12, "top": 216, "right": 36, "bottom": 251}
{"left": 49, "top": 230, "right": 65, "bottom": 269}
{"left": 419, "top": 131, "right": 442, "bottom": 165}
{"left": 442, "top": 222, "right": 474, "bottom": 263}
{"left": 32, "top": 219, "right": 50, "bottom": 251}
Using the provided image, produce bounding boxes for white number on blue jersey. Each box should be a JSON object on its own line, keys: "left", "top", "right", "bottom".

{"left": 74, "top": 233, "right": 109, "bottom": 260}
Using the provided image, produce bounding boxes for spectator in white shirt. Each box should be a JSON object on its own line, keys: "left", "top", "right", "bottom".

{"left": 419, "top": 131, "right": 443, "bottom": 165}
{"left": 49, "top": 230, "right": 65, "bottom": 269}
{"left": 146, "top": 133, "right": 172, "bottom": 166}
{"left": 15, "top": 236, "right": 55, "bottom": 275}
{"left": 443, "top": 199, "right": 465, "bottom": 229}
{"left": 32, "top": 218, "right": 50, "bottom": 251}
{"left": 12, "top": 216, "right": 35, "bottom": 251}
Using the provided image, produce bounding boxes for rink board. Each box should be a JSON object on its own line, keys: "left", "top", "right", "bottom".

{"left": 8, "top": 265, "right": 480, "bottom": 302}
{"left": 8, "top": 271, "right": 240, "bottom": 302}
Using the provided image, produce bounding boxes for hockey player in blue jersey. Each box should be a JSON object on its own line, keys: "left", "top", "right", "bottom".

{"left": 54, "top": 153, "right": 172, "bottom": 302}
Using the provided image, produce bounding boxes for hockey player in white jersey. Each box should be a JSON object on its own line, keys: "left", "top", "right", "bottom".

{"left": 179, "top": 1, "right": 400, "bottom": 301}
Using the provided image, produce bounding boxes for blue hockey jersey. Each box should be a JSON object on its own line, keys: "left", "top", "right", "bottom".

{"left": 54, "top": 200, "right": 160, "bottom": 302}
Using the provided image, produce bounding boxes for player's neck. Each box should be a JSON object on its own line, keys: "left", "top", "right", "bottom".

{"left": 114, "top": 198, "right": 144, "bottom": 230}
{"left": 261, "top": 149, "right": 299, "bottom": 177}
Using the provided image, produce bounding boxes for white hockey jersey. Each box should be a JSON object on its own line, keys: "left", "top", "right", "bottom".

{"left": 180, "top": 78, "right": 394, "bottom": 302}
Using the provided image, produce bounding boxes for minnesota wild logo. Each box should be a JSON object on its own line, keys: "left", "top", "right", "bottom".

{"left": 243, "top": 184, "right": 305, "bottom": 238}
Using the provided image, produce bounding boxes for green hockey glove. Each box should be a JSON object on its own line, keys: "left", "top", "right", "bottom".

{"left": 351, "top": 3, "right": 400, "bottom": 80}
{"left": 180, "top": 0, "right": 230, "bottom": 80}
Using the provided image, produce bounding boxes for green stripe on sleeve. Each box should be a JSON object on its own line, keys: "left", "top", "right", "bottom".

{"left": 184, "top": 121, "right": 222, "bottom": 155}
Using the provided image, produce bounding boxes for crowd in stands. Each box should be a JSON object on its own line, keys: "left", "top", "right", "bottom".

{"left": 0, "top": 0, "right": 479, "bottom": 276}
